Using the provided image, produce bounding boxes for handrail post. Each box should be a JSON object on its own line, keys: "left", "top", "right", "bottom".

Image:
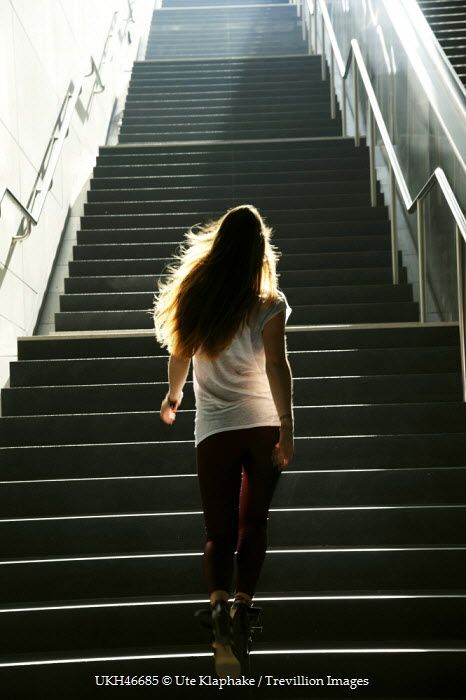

{"left": 353, "top": 56, "right": 360, "bottom": 146}
{"left": 126, "top": 0, "right": 135, "bottom": 23}
{"left": 330, "top": 47, "right": 336, "bottom": 119}
{"left": 417, "top": 198, "right": 427, "bottom": 322}
{"left": 302, "top": 0, "right": 306, "bottom": 40}
{"left": 390, "top": 164, "right": 399, "bottom": 284}
{"left": 321, "top": 14, "right": 326, "bottom": 81}
{"left": 313, "top": 1, "right": 318, "bottom": 56}
{"left": 368, "top": 107, "right": 377, "bottom": 206}
{"left": 90, "top": 57, "right": 105, "bottom": 94}
{"left": 456, "top": 224, "right": 466, "bottom": 402}
{"left": 308, "top": 2, "right": 314, "bottom": 54}
{"left": 342, "top": 77, "right": 347, "bottom": 136}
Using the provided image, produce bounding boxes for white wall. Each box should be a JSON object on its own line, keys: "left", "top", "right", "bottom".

{"left": 0, "top": 0, "right": 154, "bottom": 391}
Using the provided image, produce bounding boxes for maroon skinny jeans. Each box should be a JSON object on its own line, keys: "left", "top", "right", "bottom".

{"left": 195, "top": 425, "right": 282, "bottom": 598}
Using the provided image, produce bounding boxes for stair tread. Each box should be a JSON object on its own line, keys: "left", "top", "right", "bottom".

{"left": 4, "top": 587, "right": 466, "bottom": 612}
{"left": 1, "top": 640, "right": 465, "bottom": 667}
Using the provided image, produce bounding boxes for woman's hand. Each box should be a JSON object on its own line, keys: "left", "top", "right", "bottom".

{"left": 160, "top": 391, "right": 183, "bottom": 425}
{"left": 272, "top": 425, "right": 294, "bottom": 470}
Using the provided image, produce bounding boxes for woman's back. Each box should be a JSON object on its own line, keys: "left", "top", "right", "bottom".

{"left": 192, "top": 289, "right": 292, "bottom": 447}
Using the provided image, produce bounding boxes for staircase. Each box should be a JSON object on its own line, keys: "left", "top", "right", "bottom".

{"left": 418, "top": 0, "right": 466, "bottom": 86}
{"left": 0, "top": 0, "right": 465, "bottom": 697}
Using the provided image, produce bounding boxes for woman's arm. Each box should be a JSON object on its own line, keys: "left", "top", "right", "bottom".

{"left": 263, "top": 310, "right": 294, "bottom": 468}
{"left": 160, "top": 354, "right": 191, "bottom": 425}
{"left": 168, "top": 353, "right": 191, "bottom": 401}
{"left": 262, "top": 311, "right": 294, "bottom": 424}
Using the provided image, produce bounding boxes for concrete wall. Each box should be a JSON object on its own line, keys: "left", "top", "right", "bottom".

{"left": 0, "top": 0, "right": 154, "bottom": 391}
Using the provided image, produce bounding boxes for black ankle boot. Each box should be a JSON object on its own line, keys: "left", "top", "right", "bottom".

{"left": 230, "top": 600, "right": 252, "bottom": 666}
{"left": 210, "top": 599, "right": 241, "bottom": 679}
{"left": 210, "top": 599, "right": 231, "bottom": 646}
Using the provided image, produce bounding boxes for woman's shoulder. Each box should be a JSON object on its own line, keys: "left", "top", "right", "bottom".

{"left": 259, "top": 288, "right": 286, "bottom": 304}
{"left": 259, "top": 288, "right": 288, "bottom": 311}
{"left": 254, "top": 288, "right": 292, "bottom": 332}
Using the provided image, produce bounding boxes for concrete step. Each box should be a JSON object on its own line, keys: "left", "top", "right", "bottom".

{"left": 125, "top": 83, "right": 331, "bottom": 96}
{"left": 66, "top": 269, "right": 404, "bottom": 293}
{"left": 121, "top": 103, "right": 332, "bottom": 116}
{"left": 118, "top": 116, "right": 340, "bottom": 132}
{"left": 93, "top": 157, "right": 370, "bottom": 177}
{"left": 1, "top": 431, "right": 466, "bottom": 481}
{"left": 149, "top": 18, "right": 302, "bottom": 27}
{"left": 1, "top": 467, "right": 465, "bottom": 516}
{"left": 146, "top": 36, "right": 305, "bottom": 45}
{"left": 0, "top": 503, "right": 465, "bottom": 557}
{"left": 0, "top": 647, "right": 464, "bottom": 698}
{"left": 3, "top": 402, "right": 466, "bottom": 448}
{"left": 82, "top": 193, "right": 384, "bottom": 215}
{"left": 79, "top": 206, "right": 390, "bottom": 229}
{"left": 97, "top": 139, "right": 362, "bottom": 160}
{"left": 123, "top": 94, "right": 333, "bottom": 108}
{"left": 74, "top": 235, "right": 392, "bottom": 257}
{"left": 146, "top": 33, "right": 305, "bottom": 44}
{"left": 0, "top": 545, "right": 464, "bottom": 604}
{"left": 16, "top": 325, "right": 459, "bottom": 361}
{"left": 120, "top": 110, "right": 335, "bottom": 125}
{"left": 118, "top": 126, "right": 342, "bottom": 142}
{"left": 64, "top": 270, "right": 407, "bottom": 299}
{"left": 89, "top": 169, "right": 375, "bottom": 189}
{"left": 1, "top": 596, "right": 465, "bottom": 658}
{"left": 58, "top": 282, "right": 412, "bottom": 311}
{"left": 101, "top": 135, "right": 360, "bottom": 151}
{"left": 86, "top": 180, "right": 376, "bottom": 202}
{"left": 131, "top": 54, "right": 322, "bottom": 69}
{"left": 53, "top": 303, "right": 419, "bottom": 331}
{"left": 128, "top": 73, "right": 326, "bottom": 86}
{"left": 151, "top": 6, "right": 299, "bottom": 16}
{"left": 10, "top": 343, "right": 460, "bottom": 386}
{"left": 162, "top": 0, "right": 289, "bottom": 4}
{"left": 68, "top": 249, "right": 398, "bottom": 271}
{"left": 4, "top": 372, "right": 460, "bottom": 417}
{"left": 76, "top": 220, "right": 388, "bottom": 242}
{"left": 145, "top": 49, "right": 309, "bottom": 59}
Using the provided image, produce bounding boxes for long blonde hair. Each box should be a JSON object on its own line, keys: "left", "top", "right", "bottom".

{"left": 151, "top": 204, "right": 282, "bottom": 360}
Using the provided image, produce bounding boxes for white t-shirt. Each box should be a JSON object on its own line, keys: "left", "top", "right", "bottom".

{"left": 192, "top": 289, "right": 292, "bottom": 447}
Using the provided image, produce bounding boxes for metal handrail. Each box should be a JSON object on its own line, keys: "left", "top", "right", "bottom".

{"left": 0, "top": 82, "right": 81, "bottom": 242}
{"left": 87, "top": 56, "right": 106, "bottom": 94}
{"left": 300, "top": 0, "right": 466, "bottom": 400}
{"left": 0, "top": 7, "right": 132, "bottom": 243}
{"left": 124, "top": 0, "right": 136, "bottom": 30}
